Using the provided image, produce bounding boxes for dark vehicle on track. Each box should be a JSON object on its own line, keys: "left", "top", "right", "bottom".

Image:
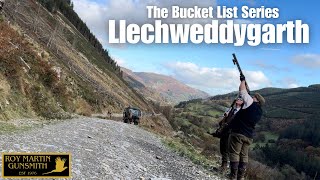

{"left": 123, "top": 107, "right": 142, "bottom": 125}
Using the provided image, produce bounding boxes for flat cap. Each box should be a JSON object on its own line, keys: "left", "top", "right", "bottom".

{"left": 254, "top": 93, "right": 265, "bottom": 106}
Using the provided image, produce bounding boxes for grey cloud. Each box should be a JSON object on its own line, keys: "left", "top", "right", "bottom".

{"left": 252, "top": 60, "right": 290, "bottom": 72}
{"left": 73, "top": 0, "right": 217, "bottom": 46}
{"left": 72, "top": 0, "right": 109, "bottom": 45}
{"left": 292, "top": 54, "right": 320, "bottom": 69}
{"left": 165, "top": 61, "right": 271, "bottom": 95}
{"left": 276, "top": 77, "right": 299, "bottom": 88}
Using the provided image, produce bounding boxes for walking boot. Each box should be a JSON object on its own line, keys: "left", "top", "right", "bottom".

{"left": 237, "top": 162, "right": 247, "bottom": 180}
{"left": 219, "top": 161, "right": 228, "bottom": 174}
{"left": 229, "top": 162, "right": 239, "bottom": 180}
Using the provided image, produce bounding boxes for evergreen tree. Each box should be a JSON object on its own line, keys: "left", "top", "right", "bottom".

{"left": 37, "top": 0, "right": 121, "bottom": 75}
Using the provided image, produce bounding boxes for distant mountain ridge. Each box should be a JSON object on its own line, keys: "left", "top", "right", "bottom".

{"left": 122, "top": 68, "right": 209, "bottom": 104}
{"left": 210, "top": 84, "right": 320, "bottom": 129}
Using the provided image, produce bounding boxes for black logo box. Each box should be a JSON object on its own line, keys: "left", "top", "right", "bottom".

{"left": 2, "top": 153, "right": 71, "bottom": 178}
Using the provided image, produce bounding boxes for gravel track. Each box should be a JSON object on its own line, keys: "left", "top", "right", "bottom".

{"left": 0, "top": 118, "right": 221, "bottom": 180}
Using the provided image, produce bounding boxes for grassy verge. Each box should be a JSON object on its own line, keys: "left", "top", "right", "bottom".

{"left": 0, "top": 121, "right": 33, "bottom": 135}
{"left": 162, "top": 137, "right": 218, "bottom": 170}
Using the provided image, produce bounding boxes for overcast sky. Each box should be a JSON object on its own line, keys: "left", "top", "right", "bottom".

{"left": 72, "top": 0, "right": 320, "bottom": 95}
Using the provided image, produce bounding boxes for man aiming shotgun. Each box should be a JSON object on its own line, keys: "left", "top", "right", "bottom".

{"left": 212, "top": 54, "right": 255, "bottom": 175}
{"left": 212, "top": 54, "right": 249, "bottom": 138}
{"left": 228, "top": 54, "right": 265, "bottom": 180}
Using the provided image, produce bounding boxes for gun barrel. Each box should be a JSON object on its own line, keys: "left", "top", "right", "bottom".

{"left": 232, "top": 54, "right": 244, "bottom": 75}
{"left": 232, "top": 53, "right": 250, "bottom": 94}
{"left": 232, "top": 53, "right": 236, "bottom": 59}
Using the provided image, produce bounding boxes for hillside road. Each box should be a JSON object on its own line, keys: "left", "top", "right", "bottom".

{"left": 0, "top": 118, "right": 220, "bottom": 179}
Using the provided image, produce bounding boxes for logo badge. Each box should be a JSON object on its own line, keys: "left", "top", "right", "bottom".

{"left": 2, "top": 153, "right": 71, "bottom": 178}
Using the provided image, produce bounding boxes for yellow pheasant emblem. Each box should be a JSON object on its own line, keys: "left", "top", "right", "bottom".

{"left": 43, "top": 157, "right": 68, "bottom": 175}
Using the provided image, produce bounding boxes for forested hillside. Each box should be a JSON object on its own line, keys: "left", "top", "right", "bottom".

{"left": 169, "top": 85, "right": 320, "bottom": 179}
{"left": 37, "top": 0, "right": 121, "bottom": 74}
{"left": 0, "top": 0, "right": 150, "bottom": 120}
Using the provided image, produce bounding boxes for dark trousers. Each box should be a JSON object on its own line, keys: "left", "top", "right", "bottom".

{"left": 220, "top": 132, "right": 230, "bottom": 162}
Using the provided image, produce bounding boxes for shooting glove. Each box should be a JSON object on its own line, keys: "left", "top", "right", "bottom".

{"left": 240, "top": 74, "right": 245, "bottom": 81}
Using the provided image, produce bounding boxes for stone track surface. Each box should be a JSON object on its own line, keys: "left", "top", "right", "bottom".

{"left": 0, "top": 118, "right": 221, "bottom": 180}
